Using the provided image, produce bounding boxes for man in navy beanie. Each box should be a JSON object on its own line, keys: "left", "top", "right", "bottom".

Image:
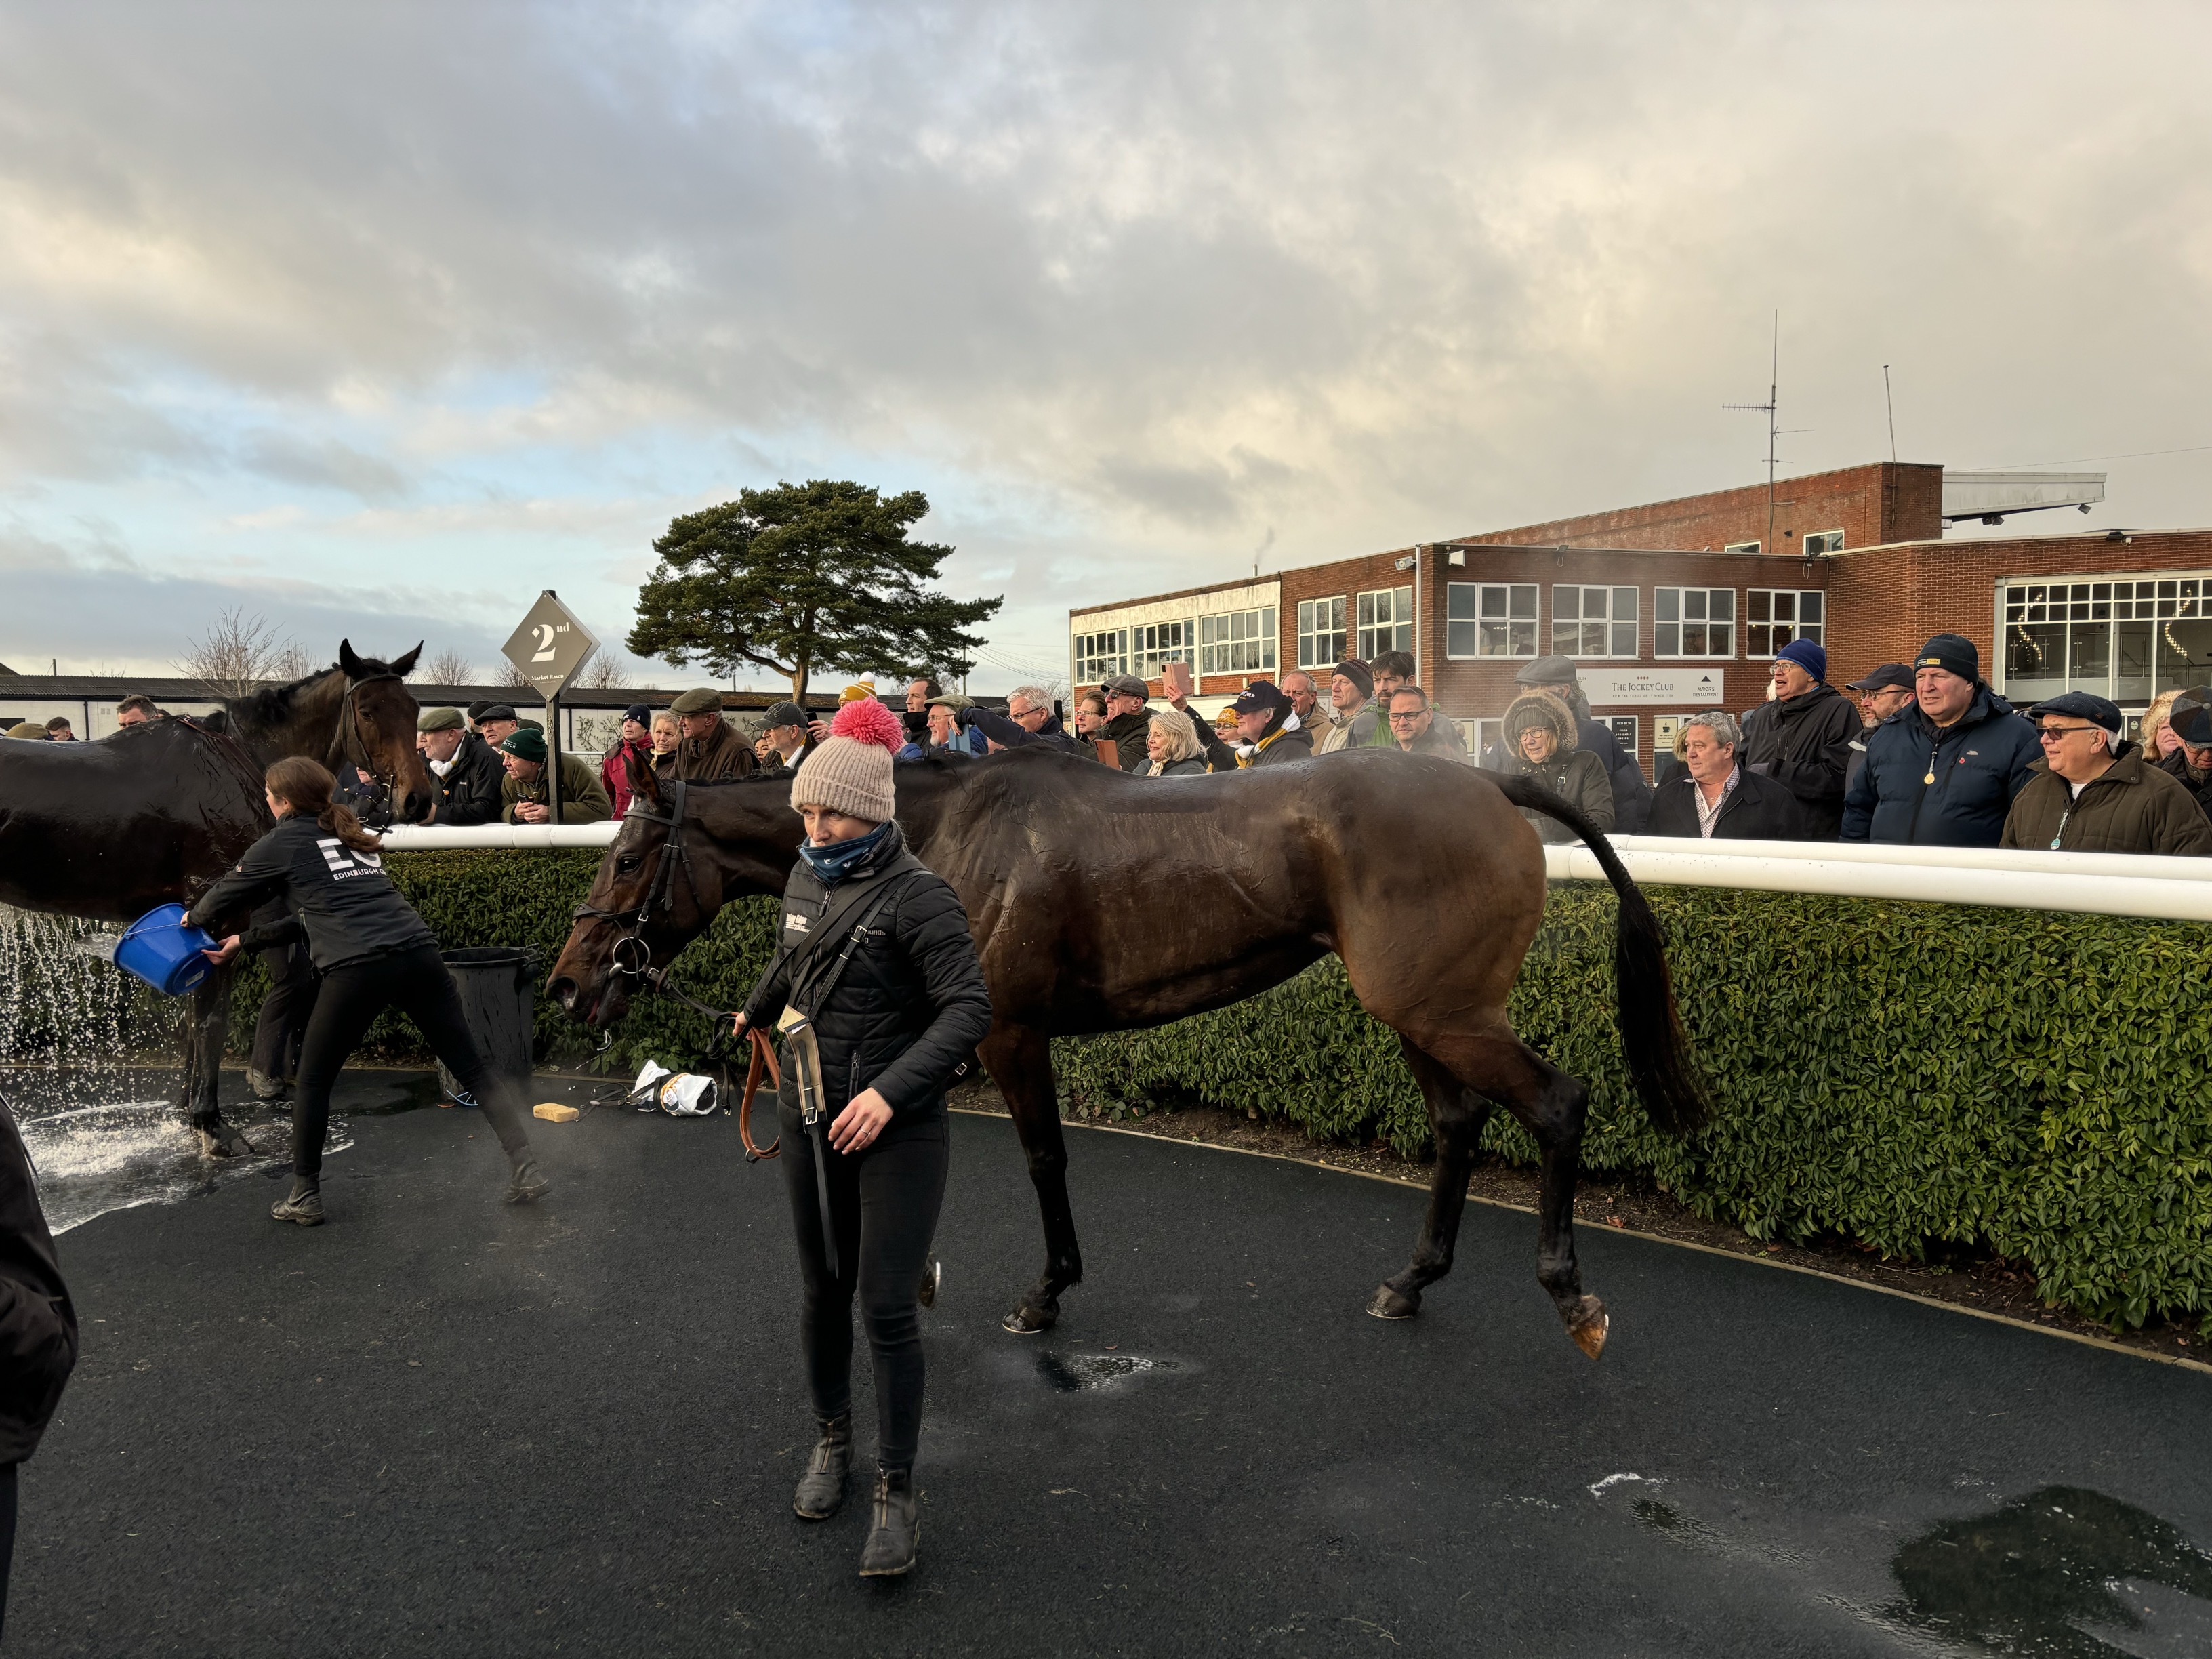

{"left": 1841, "top": 632, "right": 2041, "bottom": 845}
{"left": 1738, "top": 637, "right": 1859, "bottom": 838}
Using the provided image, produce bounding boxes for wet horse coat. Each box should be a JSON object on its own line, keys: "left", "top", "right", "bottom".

{"left": 0, "top": 644, "right": 433, "bottom": 1151}
{"left": 550, "top": 746, "right": 1704, "bottom": 1355}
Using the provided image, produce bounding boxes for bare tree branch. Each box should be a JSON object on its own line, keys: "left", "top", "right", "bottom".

{"left": 177, "top": 609, "right": 309, "bottom": 701}
{"left": 422, "top": 647, "right": 475, "bottom": 684}
{"left": 575, "top": 655, "right": 634, "bottom": 689}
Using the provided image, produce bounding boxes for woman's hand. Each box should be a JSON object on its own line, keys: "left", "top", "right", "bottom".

{"left": 730, "top": 1012, "right": 748, "bottom": 1040}
{"left": 203, "top": 934, "right": 244, "bottom": 966}
{"left": 828, "top": 1088, "right": 892, "bottom": 1153}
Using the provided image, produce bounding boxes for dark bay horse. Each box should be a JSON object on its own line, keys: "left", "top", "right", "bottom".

{"left": 548, "top": 747, "right": 1705, "bottom": 1359}
{"left": 0, "top": 643, "right": 432, "bottom": 1151}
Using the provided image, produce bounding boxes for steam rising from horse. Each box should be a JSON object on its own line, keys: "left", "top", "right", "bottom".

{"left": 550, "top": 747, "right": 1705, "bottom": 1356}
{"left": 0, "top": 642, "right": 433, "bottom": 1152}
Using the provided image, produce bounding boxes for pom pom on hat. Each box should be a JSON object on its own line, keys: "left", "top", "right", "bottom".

{"left": 830, "top": 697, "right": 906, "bottom": 752}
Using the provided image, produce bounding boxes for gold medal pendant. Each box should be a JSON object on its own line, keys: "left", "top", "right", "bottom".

{"left": 1923, "top": 771, "right": 1936, "bottom": 785}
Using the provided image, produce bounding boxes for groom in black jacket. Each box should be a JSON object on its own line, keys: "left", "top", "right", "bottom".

{"left": 1737, "top": 640, "right": 1859, "bottom": 839}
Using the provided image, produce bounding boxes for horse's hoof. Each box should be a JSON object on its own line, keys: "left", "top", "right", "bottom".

{"left": 1002, "top": 1300, "right": 1057, "bottom": 1336}
{"left": 197, "top": 1127, "right": 255, "bottom": 1159}
{"left": 1366, "top": 1283, "right": 1420, "bottom": 1320}
{"left": 1564, "top": 1295, "right": 1610, "bottom": 1360}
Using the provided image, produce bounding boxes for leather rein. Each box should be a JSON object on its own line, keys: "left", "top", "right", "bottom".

{"left": 572, "top": 777, "right": 781, "bottom": 1160}
{"left": 325, "top": 669, "right": 400, "bottom": 779}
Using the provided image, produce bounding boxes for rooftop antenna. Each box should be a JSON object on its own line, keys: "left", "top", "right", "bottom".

{"left": 1883, "top": 364, "right": 1898, "bottom": 463}
{"left": 1724, "top": 312, "right": 1782, "bottom": 553}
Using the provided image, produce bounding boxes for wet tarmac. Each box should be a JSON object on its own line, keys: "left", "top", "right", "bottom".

{"left": 14, "top": 1088, "right": 2212, "bottom": 1656}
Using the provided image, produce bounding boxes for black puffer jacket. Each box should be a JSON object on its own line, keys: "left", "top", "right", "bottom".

{"left": 0, "top": 1101, "right": 75, "bottom": 1465}
{"left": 1738, "top": 682, "right": 1859, "bottom": 839}
{"left": 1094, "top": 710, "right": 1153, "bottom": 771}
{"left": 741, "top": 824, "right": 994, "bottom": 1120}
{"left": 2158, "top": 749, "right": 2212, "bottom": 824}
{"left": 435, "top": 731, "right": 505, "bottom": 827}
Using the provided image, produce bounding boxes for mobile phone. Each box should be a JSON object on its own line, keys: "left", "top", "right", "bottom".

{"left": 1163, "top": 661, "right": 1194, "bottom": 698}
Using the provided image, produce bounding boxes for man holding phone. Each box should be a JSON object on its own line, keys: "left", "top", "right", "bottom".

{"left": 1092, "top": 674, "right": 1155, "bottom": 772}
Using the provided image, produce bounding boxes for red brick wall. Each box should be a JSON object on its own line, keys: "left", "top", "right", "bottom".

{"left": 1824, "top": 529, "right": 2212, "bottom": 692}
{"left": 1459, "top": 462, "right": 1942, "bottom": 555}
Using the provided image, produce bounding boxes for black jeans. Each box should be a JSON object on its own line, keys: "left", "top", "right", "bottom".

{"left": 0, "top": 1460, "right": 17, "bottom": 1643}
{"left": 779, "top": 1104, "right": 948, "bottom": 1471}
{"left": 292, "top": 944, "right": 532, "bottom": 1181}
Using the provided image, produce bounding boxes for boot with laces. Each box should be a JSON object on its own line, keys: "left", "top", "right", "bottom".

{"left": 792, "top": 1416, "right": 852, "bottom": 1520}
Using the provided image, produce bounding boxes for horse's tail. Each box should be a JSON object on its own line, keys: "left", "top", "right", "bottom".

{"left": 1488, "top": 773, "right": 1708, "bottom": 1136}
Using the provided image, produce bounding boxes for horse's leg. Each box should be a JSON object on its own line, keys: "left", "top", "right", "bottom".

{"left": 186, "top": 963, "right": 253, "bottom": 1157}
{"left": 1387, "top": 1027, "right": 1605, "bottom": 1357}
{"left": 1368, "top": 1036, "right": 1493, "bottom": 1322}
{"left": 978, "top": 1024, "right": 1082, "bottom": 1335}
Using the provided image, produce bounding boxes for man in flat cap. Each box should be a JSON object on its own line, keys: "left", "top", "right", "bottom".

{"left": 1843, "top": 663, "right": 1916, "bottom": 794}
{"left": 1090, "top": 674, "right": 1155, "bottom": 772}
{"left": 499, "top": 726, "right": 611, "bottom": 824}
{"left": 1482, "top": 657, "right": 1652, "bottom": 833}
{"left": 2157, "top": 687, "right": 2212, "bottom": 825}
{"left": 2001, "top": 691, "right": 2211, "bottom": 855}
{"left": 756, "top": 700, "right": 816, "bottom": 775}
{"left": 473, "top": 704, "right": 521, "bottom": 750}
{"left": 417, "top": 706, "right": 504, "bottom": 827}
{"left": 661, "top": 687, "right": 755, "bottom": 783}
{"left": 1843, "top": 633, "right": 2039, "bottom": 846}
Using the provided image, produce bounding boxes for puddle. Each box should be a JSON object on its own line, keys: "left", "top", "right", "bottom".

{"left": 1887, "top": 1486, "right": 2212, "bottom": 1656}
{"left": 1036, "top": 1353, "right": 1179, "bottom": 1393}
{"left": 15, "top": 1095, "right": 350, "bottom": 1235}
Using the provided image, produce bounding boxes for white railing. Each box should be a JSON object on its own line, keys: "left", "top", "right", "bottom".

{"left": 381, "top": 822, "right": 2212, "bottom": 924}
{"left": 1548, "top": 835, "right": 2212, "bottom": 924}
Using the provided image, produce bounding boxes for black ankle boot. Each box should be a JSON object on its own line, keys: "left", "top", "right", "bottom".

{"left": 270, "top": 1178, "right": 323, "bottom": 1226}
{"left": 857, "top": 1466, "right": 918, "bottom": 1576}
{"left": 504, "top": 1155, "right": 551, "bottom": 1204}
{"left": 792, "top": 1416, "right": 852, "bottom": 1520}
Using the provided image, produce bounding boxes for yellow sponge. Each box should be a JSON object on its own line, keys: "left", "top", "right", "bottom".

{"left": 533, "top": 1102, "right": 581, "bottom": 1122}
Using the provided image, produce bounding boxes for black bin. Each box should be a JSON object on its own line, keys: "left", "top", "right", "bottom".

{"left": 436, "top": 947, "right": 538, "bottom": 1105}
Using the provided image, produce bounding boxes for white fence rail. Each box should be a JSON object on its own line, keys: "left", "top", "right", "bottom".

{"left": 380, "top": 822, "right": 2212, "bottom": 924}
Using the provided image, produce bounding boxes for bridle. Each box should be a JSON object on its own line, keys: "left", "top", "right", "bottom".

{"left": 571, "top": 778, "right": 783, "bottom": 1158}
{"left": 326, "top": 669, "right": 401, "bottom": 778}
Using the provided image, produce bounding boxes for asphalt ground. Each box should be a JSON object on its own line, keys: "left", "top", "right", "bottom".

{"left": 15, "top": 1082, "right": 2212, "bottom": 1657}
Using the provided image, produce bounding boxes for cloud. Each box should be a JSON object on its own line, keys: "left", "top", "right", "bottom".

{"left": 1, "top": 1, "right": 2209, "bottom": 685}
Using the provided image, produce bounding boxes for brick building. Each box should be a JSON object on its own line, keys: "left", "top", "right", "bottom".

{"left": 1065, "top": 461, "right": 2206, "bottom": 772}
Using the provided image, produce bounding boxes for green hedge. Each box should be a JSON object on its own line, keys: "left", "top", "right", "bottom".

{"left": 12, "top": 857, "right": 2212, "bottom": 1330}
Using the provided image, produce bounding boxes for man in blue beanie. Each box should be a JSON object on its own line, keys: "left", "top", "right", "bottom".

{"left": 1841, "top": 632, "right": 2041, "bottom": 846}
{"left": 1736, "top": 636, "right": 1859, "bottom": 838}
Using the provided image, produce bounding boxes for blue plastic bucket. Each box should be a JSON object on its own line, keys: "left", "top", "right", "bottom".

{"left": 116, "top": 903, "right": 220, "bottom": 996}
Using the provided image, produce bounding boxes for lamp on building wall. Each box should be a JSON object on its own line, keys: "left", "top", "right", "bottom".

{"left": 1394, "top": 554, "right": 1416, "bottom": 571}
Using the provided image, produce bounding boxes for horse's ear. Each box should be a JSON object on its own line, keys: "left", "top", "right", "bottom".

{"left": 627, "top": 745, "right": 659, "bottom": 807}
{"left": 338, "top": 640, "right": 364, "bottom": 677}
{"left": 392, "top": 642, "right": 422, "bottom": 677}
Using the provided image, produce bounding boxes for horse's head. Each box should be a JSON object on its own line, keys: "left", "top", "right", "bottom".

{"left": 337, "top": 639, "right": 436, "bottom": 823}
{"left": 548, "top": 752, "right": 807, "bottom": 1027}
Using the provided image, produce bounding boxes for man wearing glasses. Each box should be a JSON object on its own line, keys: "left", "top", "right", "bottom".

{"left": 1999, "top": 691, "right": 2211, "bottom": 855}
{"left": 955, "top": 684, "right": 1081, "bottom": 755}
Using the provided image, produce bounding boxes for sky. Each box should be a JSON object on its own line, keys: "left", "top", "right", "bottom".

{"left": 2, "top": 1, "right": 2209, "bottom": 691}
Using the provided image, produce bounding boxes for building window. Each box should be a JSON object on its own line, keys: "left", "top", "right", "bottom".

{"left": 1073, "top": 629, "right": 1127, "bottom": 684}
{"left": 2002, "top": 575, "right": 2212, "bottom": 705}
{"left": 1552, "top": 586, "right": 1639, "bottom": 657}
{"left": 1472, "top": 717, "right": 1504, "bottom": 762}
{"left": 1746, "top": 590, "right": 1824, "bottom": 658}
{"left": 1654, "top": 588, "right": 1735, "bottom": 657}
{"left": 1297, "top": 598, "right": 1347, "bottom": 669}
{"left": 1355, "top": 586, "right": 1413, "bottom": 659}
{"left": 1198, "top": 607, "right": 1277, "bottom": 676}
{"left": 1723, "top": 540, "right": 1760, "bottom": 555}
{"left": 1130, "top": 621, "right": 1191, "bottom": 680}
{"left": 1804, "top": 529, "right": 1845, "bottom": 556}
{"left": 1448, "top": 582, "right": 1538, "bottom": 659}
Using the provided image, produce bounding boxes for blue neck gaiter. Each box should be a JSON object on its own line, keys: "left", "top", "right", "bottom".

{"left": 797, "top": 819, "right": 894, "bottom": 889}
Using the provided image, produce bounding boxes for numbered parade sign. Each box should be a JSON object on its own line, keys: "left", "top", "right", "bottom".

{"left": 500, "top": 590, "right": 600, "bottom": 702}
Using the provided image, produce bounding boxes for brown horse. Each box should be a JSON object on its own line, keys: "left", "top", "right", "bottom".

{"left": 548, "top": 747, "right": 1705, "bottom": 1357}
{"left": 0, "top": 642, "right": 432, "bottom": 1151}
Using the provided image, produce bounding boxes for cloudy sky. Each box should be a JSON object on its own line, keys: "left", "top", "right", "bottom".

{"left": 3, "top": 2, "right": 2208, "bottom": 690}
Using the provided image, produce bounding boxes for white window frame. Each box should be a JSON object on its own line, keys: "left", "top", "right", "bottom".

{"left": 1804, "top": 529, "right": 1845, "bottom": 556}
{"left": 1297, "top": 597, "right": 1347, "bottom": 670}
{"left": 1550, "top": 585, "right": 1639, "bottom": 658}
{"left": 1998, "top": 571, "right": 2212, "bottom": 704}
{"left": 1723, "top": 540, "right": 1760, "bottom": 555}
{"left": 1448, "top": 582, "right": 1538, "bottom": 659}
{"left": 1197, "top": 607, "right": 1277, "bottom": 676}
{"left": 1653, "top": 588, "right": 1736, "bottom": 659}
{"left": 1355, "top": 586, "right": 1414, "bottom": 660}
{"left": 1130, "top": 621, "right": 1192, "bottom": 680}
{"left": 1073, "top": 628, "right": 1128, "bottom": 684}
{"left": 1745, "top": 590, "right": 1825, "bottom": 659}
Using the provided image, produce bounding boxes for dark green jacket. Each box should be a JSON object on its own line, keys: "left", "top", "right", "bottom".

{"left": 1999, "top": 747, "right": 2212, "bottom": 856}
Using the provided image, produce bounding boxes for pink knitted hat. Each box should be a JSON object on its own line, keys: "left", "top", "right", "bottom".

{"left": 790, "top": 699, "right": 904, "bottom": 821}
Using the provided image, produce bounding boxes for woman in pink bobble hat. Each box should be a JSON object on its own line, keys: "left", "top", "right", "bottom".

{"left": 731, "top": 696, "right": 992, "bottom": 1578}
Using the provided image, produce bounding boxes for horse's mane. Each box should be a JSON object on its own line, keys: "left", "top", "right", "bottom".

{"left": 226, "top": 662, "right": 342, "bottom": 725}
